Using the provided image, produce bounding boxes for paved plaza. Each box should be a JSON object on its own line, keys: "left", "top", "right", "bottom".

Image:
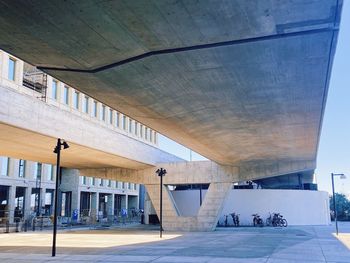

{"left": 0, "top": 224, "right": 350, "bottom": 262}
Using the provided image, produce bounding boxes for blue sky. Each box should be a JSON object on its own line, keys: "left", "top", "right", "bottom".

{"left": 159, "top": 2, "right": 350, "bottom": 196}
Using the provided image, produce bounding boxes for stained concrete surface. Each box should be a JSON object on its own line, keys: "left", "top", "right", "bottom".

{"left": 0, "top": 223, "right": 350, "bottom": 262}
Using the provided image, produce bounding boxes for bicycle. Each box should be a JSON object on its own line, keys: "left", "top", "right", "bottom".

{"left": 252, "top": 213, "right": 264, "bottom": 227}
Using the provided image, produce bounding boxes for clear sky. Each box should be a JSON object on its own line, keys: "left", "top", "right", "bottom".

{"left": 158, "top": 2, "right": 350, "bottom": 196}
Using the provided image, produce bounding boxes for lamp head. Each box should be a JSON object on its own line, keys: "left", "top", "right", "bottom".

{"left": 62, "top": 141, "right": 69, "bottom": 149}
{"left": 340, "top": 174, "right": 346, "bottom": 179}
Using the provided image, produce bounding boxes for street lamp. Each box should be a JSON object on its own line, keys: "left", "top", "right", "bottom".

{"left": 52, "top": 138, "right": 69, "bottom": 257}
{"left": 331, "top": 173, "right": 346, "bottom": 235}
{"left": 156, "top": 168, "right": 167, "bottom": 238}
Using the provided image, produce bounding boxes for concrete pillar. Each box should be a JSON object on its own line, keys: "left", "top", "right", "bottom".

{"left": 8, "top": 185, "right": 16, "bottom": 223}
{"left": 107, "top": 194, "right": 114, "bottom": 216}
{"left": 24, "top": 186, "right": 32, "bottom": 219}
{"left": 40, "top": 187, "right": 46, "bottom": 215}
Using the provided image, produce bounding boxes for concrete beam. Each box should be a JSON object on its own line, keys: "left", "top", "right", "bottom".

{"left": 0, "top": 85, "right": 182, "bottom": 168}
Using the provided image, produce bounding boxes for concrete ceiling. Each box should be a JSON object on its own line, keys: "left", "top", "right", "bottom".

{"left": 0, "top": 0, "right": 342, "bottom": 166}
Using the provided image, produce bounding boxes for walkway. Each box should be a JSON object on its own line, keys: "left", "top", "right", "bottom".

{"left": 0, "top": 224, "right": 349, "bottom": 262}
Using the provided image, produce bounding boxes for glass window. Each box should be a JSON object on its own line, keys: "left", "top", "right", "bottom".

{"left": 150, "top": 130, "right": 153, "bottom": 142}
{"left": 92, "top": 101, "right": 97, "bottom": 117}
{"left": 33, "top": 162, "right": 42, "bottom": 179}
{"left": 115, "top": 181, "right": 119, "bottom": 188}
{"left": 134, "top": 184, "right": 137, "bottom": 190}
{"left": 134, "top": 122, "right": 138, "bottom": 136}
{"left": 145, "top": 128, "right": 148, "bottom": 140}
{"left": 107, "top": 180, "right": 111, "bottom": 187}
{"left": 101, "top": 105, "right": 106, "bottom": 121}
{"left": 99, "top": 179, "right": 103, "bottom": 186}
{"left": 122, "top": 182, "right": 126, "bottom": 189}
{"left": 8, "top": 58, "right": 16, "bottom": 81}
{"left": 122, "top": 115, "right": 126, "bottom": 130}
{"left": 154, "top": 132, "right": 157, "bottom": 144}
{"left": 92, "top": 177, "right": 96, "bottom": 185}
{"left": 109, "top": 109, "right": 113, "bottom": 124}
{"left": 115, "top": 112, "right": 120, "bottom": 127}
{"left": 52, "top": 80, "right": 58, "bottom": 100}
{"left": 47, "top": 164, "right": 54, "bottom": 181}
{"left": 18, "top": 159, "right": 26, "bottom": 177}
{"left": 140, "top": 125, "right": 143, "bottom": 138}
{"left": 83, "top": 96, "right": 89, "bottom": 113}
{"left": 63, "top": 86, "right": 69, "bottom": 105}
{"left": 81, "top": 176, "right": 86, "bottom": 185}
{"left": 1, "top": 157, "right": 9, "bottom": 176}
{"left": 73, "top": 91, "right": 79, "bottom": 109}
{"left": 129, "top": 119, "right": 132, "bottom": 133}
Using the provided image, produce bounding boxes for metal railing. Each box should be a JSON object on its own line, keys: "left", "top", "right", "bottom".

{"left": 0, "top": 209, "right": 143, "bottom": 233}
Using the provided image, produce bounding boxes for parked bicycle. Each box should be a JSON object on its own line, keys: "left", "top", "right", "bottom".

{"left": 230, "top": 212, "right": 240, "bottom": 227}
{"left": 272, "top": 213, "right": 288, "bottom": 227}
{"left": 252, "top": 213, "right": 264, "bottom": 227}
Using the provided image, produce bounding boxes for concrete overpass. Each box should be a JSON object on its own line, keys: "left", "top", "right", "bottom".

{"left": 0, "top": 1, "right": 342, "bottom": 230}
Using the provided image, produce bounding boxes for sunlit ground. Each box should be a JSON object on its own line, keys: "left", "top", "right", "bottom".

{"left": 335, "top": 233, "right": 350, "bottom": 250}
{"left": 0, "top": 230, "right": 181, "bottom": 248}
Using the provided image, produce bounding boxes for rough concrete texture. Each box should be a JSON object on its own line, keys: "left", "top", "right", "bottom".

{"left": 0, "top": 85, "right": 182, "bottom": 168}
{"left": 0, "top": 1, "right": 342, "bottom": 167}
{"left": 80, "top": 160, "right": 316, "bottom": 231}
{"left": 1, "top": 224, "right": 350, "bottom": 262}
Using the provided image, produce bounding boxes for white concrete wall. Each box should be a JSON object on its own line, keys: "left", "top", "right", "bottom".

{"left": 172, "top": 189, "right": 330, "bottom": 226}
{"left": 171, "top": 190, "right": 207, "bottom": 216}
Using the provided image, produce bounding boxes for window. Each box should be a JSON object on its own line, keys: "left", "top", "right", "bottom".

{"left": 134, "top": 122, "right": 138, "bottom": 136}
{"left": 134, "top": 184, "right": 137, "bottom": 190}
{"left": 92, "top": 177, "right": 96, "bottom": 185}
{"left": 92, "top": 101, "right": 97, "bottom": 117}
{"left": 1, "top": 157, "right": 9, "bottom": 176}
{"left": 154, "top": 132, "right": 157, "bottom": 144}
{"left": 8, "top": 58, "right": 16, "bottom": 81}
{"left": 115, "top": 112, "right": 120, "bottom": 127}
{"left": 107, "top": 180, "right": 111, "bottom": 187}
{"left": 115, "top": 181, "right": 119, "bottom": 188}
{"left": 101, "top": 105, "right": 106, "bottom": 121}
{"left": 129, "top": 119, "right": 132, "bottom": 133}
{"left": 63, "top": 86, "right": 69, "bottom": 105}
{"left": 34, "top": 162, "right": 42, "bottom": 179}
{"left": 109, "top": 109, "right": 113, "bottom": 125}
{"left": 18, "top": 159, "right": 25, "bottom": 177}
{"left": 140, "top": 125, "right": 144, "bottom": 138}
{"left": 128, "top": 183, "right": 132, "bottom": 190}
{"left": 122, "top": 182, "right": 126, "bottom": 189}
{"left": 150, "top": 130, "right": 153, "bottom": 142}
{"left": 145, "top": 127, "right": 148, "bottom": 140}
{"left": 99, "top": 179, "right": 103, "bottom": 186}
{"left": 122, "top": 115, "right": 126, "bottom": 130}
{"left": 47, "top": 164, "right": 54, "bottom": 181}
{"left": 52, "top": 80, "right": 58, "bottom": 100}
{"left": 73, "top": 91, "right": 79, "bottom": 109}
{"left": 81, "top": 176, "right": 86, "bottom": 185}
{"left": 83, "top": 96, "right": 89, "bottom": 113}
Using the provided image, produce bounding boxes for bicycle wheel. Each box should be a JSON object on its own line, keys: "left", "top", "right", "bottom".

{"left": 282, "top": 219, "right": 288, "bottom": 227}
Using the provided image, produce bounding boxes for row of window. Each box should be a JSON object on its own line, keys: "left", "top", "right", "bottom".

{"left": 80, "top": 176, "right": 137, "bottom": 190}
{"left": 0, "top": 157, "right": 55, "bottom": 181}
{"left": 3, "top": 53, "right": 157, "bottom": 144}
{"left": 50, "top": 79, "right": 156, "bottom": 143}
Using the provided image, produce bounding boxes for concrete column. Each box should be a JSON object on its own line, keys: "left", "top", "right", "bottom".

{"left": 39, "top": 187, "right": 46, "bottom": 215}
{"left": 8, "top": 185, "right": 16, "bottom": 223}
{"left": 24, "top": 186, "right": 32, "bottom": 218}
{"left": 107, "top": 194, "right": 113, "bottom": 216}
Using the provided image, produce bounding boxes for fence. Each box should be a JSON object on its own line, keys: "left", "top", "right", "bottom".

{"left": 0, "top": 209, "right": 143, "bottom": 233}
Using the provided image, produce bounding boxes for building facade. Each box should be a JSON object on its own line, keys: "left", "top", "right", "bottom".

{"left": 0, "top": 49, "right": 156, "bottom": 223}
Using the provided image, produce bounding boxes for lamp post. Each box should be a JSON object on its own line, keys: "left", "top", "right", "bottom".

{"left": 52, "top": 138, "right": 69, "bottom": 257}
{"left": 331, "top": 173, "right": 346, "bottom": 235}
{"left": 156, "top": 168, "right": 167, "bottom": 238}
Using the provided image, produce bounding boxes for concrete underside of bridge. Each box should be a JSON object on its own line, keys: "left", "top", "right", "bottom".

{"left": 0, "top": 1, "right": 342, "bottom": 231}
{"left": 0, "top": 0, "right": 342, "bottom": 167}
